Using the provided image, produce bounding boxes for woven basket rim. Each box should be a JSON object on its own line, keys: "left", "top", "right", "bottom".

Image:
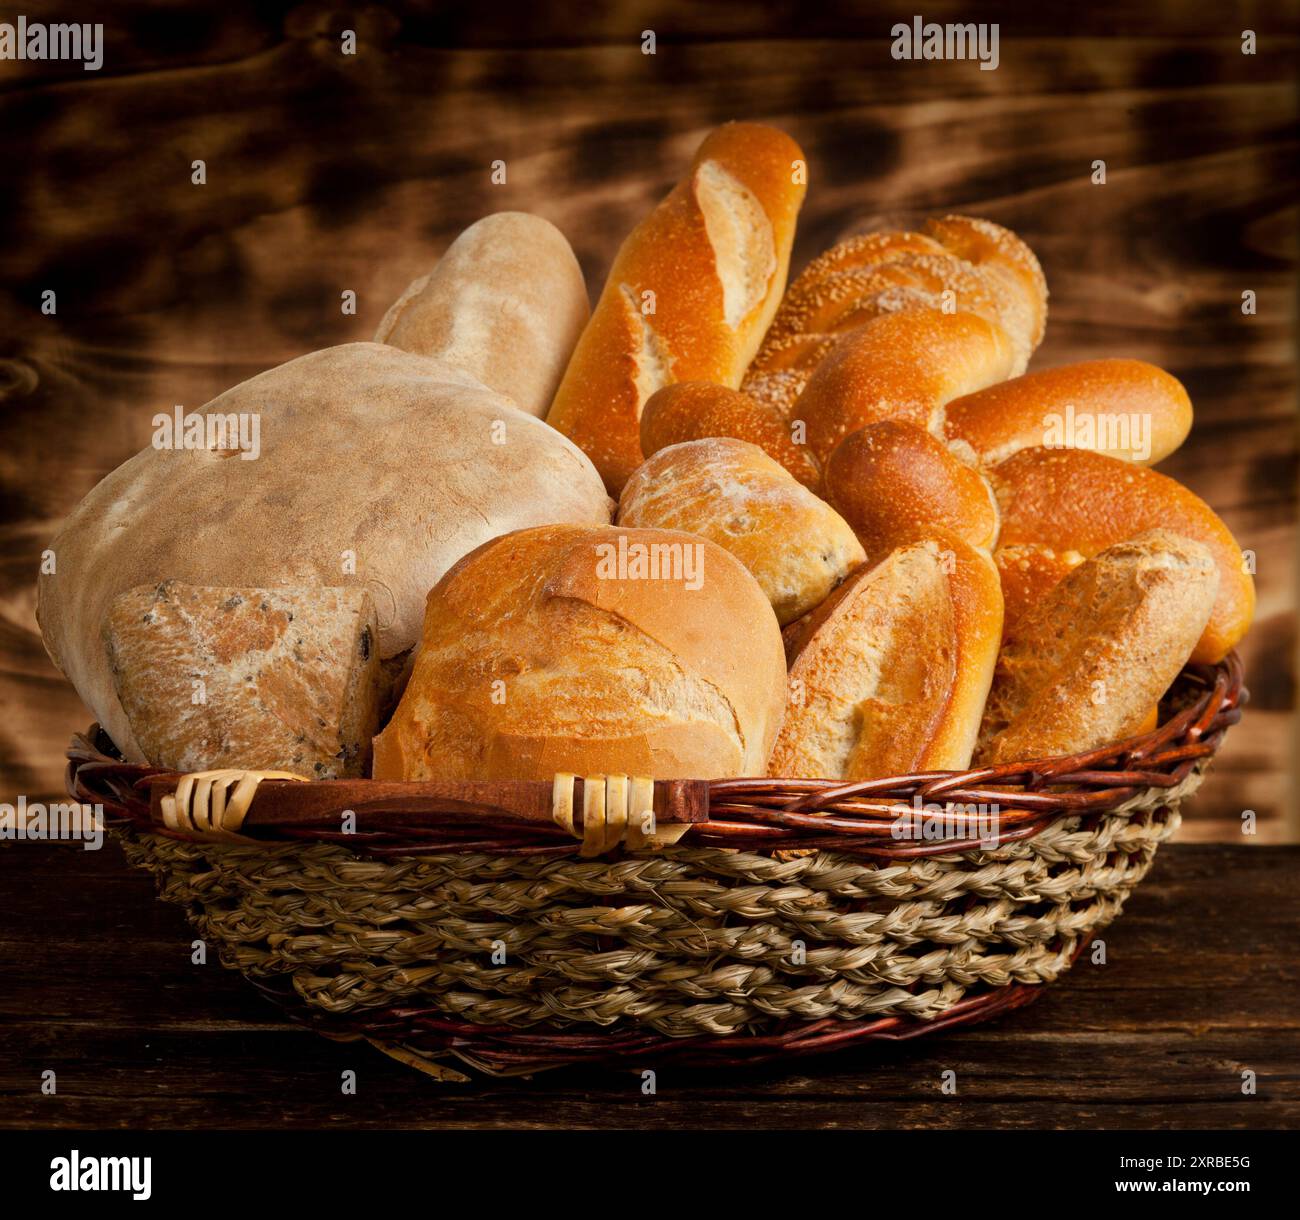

{"left": 67, "top": 654, "right": 1244, "bottom": 861}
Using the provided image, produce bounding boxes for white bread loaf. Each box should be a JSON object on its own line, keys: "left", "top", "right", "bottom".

{"left": 769, "top": 535, "right": 1003, "bottom": 780}
{"left": 546, "top": 122, "right": 807, "bottom": 493}
{"left": 37, "top": 343, "right": 612, "bottom": 759}
{"left": 976, "top": 532, "right": 1220, "bottom": 764}
{"left": 617, "top": 438, "right": 864, "bottom": 624}
{"left": 374, "top": 212, "right": 589, "bottom": 418}
{"left": 373, "top": 524, "right": 787, "bottom": 781}
{"left": 103, "top": 582, "right": 380, "bottom": 778}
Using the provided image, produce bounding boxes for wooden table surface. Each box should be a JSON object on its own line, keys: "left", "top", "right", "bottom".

{"left": 2, "top": 840, "right": 1295, "bottom": 1130}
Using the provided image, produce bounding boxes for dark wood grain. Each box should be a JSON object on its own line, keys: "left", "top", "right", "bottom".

{"left": 0, "top": 1, "right": 1296, "bottom": 838}
{"left": 1, "top": 840, "right": 1295, "bottom": 1129}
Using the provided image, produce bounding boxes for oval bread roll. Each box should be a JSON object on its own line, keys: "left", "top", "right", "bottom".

{"left": 546, "top": 122, "right": 807, "bottom": 493}
{"left": 640, "top": 382, "right": 822, "bottom": 488}
{"left": 942, "top": 358, "right": 1193, "bottom": 467}
{"left": 990, "top": 447, "right": 1254, "bottom": 663}
{"left": 617, "top": 438, "right": 864, "bottom": 625}
{"left": 769, "top": 534, "right": 1003, "bottom": 780}
{"left": 373, "top": 524, "right": 788, "bottom": 782}
{"left": 374, "top": 212, "right": 590, "bottom": 419}
{"left": 822, "top": 420, "right": 999, "bottom": 556}
{"left": 976, "top": 531, "right": 1220, "bottom": 764}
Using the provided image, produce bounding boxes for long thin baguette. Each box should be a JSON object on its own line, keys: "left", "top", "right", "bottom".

{"left": 546, "top": 122, "right": 806, "bottom": 493}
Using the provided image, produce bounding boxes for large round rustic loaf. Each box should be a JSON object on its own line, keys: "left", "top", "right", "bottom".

{"left": 372, "top": 524, "right": 788, "bottom": 781}
{"left": 37, "top": 343, "right": 613, "bottom": 759}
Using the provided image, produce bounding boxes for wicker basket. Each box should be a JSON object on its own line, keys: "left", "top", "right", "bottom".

{"left": 66, "top": 654, "right": 1244, "bottom": 1080}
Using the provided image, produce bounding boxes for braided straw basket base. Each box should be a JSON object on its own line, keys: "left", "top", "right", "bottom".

{"left": 69, "top": 658, "right": 1243, "bottom": 1080}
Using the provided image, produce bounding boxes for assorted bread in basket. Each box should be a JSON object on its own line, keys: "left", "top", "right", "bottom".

{"left": 49, "top": 122, "right": 1251, "bottom": 1079}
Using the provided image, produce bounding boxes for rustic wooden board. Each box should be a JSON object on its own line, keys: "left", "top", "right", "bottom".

{"left": 0, "top": 2, "right": 1296, "bottom": 835}
{"left": 1, "top": 840, "right": 1295, "bottom": 1129}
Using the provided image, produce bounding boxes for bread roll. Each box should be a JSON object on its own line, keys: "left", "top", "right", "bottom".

{"left": 37, "top": 344, "right": 612, "bottom": 758}
{"left": 742, "top": 214, "right": 1047, "bottom": 427}
{"left": 792, "top": 311, "right": 1018, "bottom": 465}
{"left": 768, "top": 535, "right": 1003, "bottom": 780}
{"left": 103, "top": 582, "right": 380, "bottom": 778}
{"left": 640, "top": 382, "right": 822, "bottom": 489}
{"left": 546, "top": 122, "right": 807, "bottom": 493}
{"left": 617, "top": 438, "right": 864, "bottom": 624}
{"left": 990, "top": 447, "right": 1254, "bottom": 663}
{"left": 822, "top": 421, "right": 999, "bottom": 556}
{"left": 942, "top": 359, "right": 1193, "bottom": 467}
{"left": 993, "top": 544, "right": 1085, "bottom": 639}
{"left": 976, "top": 532, "right": 1219, "bottom": 764}
{"left": 373, "top": 524, "right": 787, "bottom": 781}
{"left": 374, "top": 212, "right": 589, "bottom": 419}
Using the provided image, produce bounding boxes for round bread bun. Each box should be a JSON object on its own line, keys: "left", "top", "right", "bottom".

{"left": 823, "top": 420, "right": 1000, "bottom": 557}
{"left": 372, "top": 524, "right": 788, "bottom": 781}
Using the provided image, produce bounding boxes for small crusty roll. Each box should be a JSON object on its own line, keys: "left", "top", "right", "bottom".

{"left": 373, "top": 524, "right": 787, "bottom": 781}
{"left": 374, "top": 212, "right": 589, "bottom": 418}
{"left": 822, "top": 420, "right": 999, "bottom": 556}
{"left": 617, "top": 438, "right": 864, "bottom": 625}
{"left": 941, "top": 358, "right": 1193, "bottom": 468}
{"left": 769, "top": 535, "right": 1003, "bottom": 780}
{"left": 546, "top": 122, "right": 806, "bottom": 493}
{"left": 990, "top": 447, "right": 1255, "bottom": 663}
{"left": 976, "top": 531, "right": 1219, "bottom": 765}
{"left": 640, "top": 382, "right": 822, "bottom": 489}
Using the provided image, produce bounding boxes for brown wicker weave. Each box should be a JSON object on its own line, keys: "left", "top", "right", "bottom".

{"left": 67, "top": 654, "right": 1244, "bottom": 1080}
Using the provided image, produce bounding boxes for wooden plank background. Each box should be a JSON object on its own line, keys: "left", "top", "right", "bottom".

{"left": 1, "top": 0, "right": 1296, "bottom": 838}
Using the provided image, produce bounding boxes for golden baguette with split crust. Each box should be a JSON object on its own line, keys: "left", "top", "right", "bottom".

{"left": 373, "top": 524, "right": 787, "bottom": 782}
{"left": 975, "top": 531, "right": 1220, "bottom": 765}
{"left": 546, "top": 122, "right": 807, "bottom": 493}
{"left": 769, "top": 534, "right": 1003, "bottom": 780}
{"left": 617, "top": 437, "right": 864, "bottom": 625}
{"left": 990, "top": 447, "right": 1254, "bottom": 663}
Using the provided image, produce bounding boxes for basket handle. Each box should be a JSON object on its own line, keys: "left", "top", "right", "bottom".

{"left": 147, "top": 771, "right": 711, "bottom": 854}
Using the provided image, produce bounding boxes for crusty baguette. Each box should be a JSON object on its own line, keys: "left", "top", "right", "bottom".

{"left": 975, "top": 532, "right": 1219, "bottom": 764}
{"left": 822, "top": 420, "right": 999, "bottom": 557}
{"left": 942, "top": 358, "right": 1192, "bottom": 467}
{"left": 640, "top": 382, "right": 822, "bottom": 489}
{"left": 546, "top": 122, "right": 806, "bottom": 493}
{"left": 103, "top": 582, "right": 380, "bottom": 778}
{"left": 617, "top": 438, "right": 864, "bottom": 624}
{"left": 990, "top": 447, "right": 1254, "bottom": 663}
{"left": 374, "top": 212, "right": 589, "bottom": 418}
{"left": 373, "top": 525, "right": 787, "bottom": 781}
{"left": 769, "top": 535, "right": 1003, "bottom": 780}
